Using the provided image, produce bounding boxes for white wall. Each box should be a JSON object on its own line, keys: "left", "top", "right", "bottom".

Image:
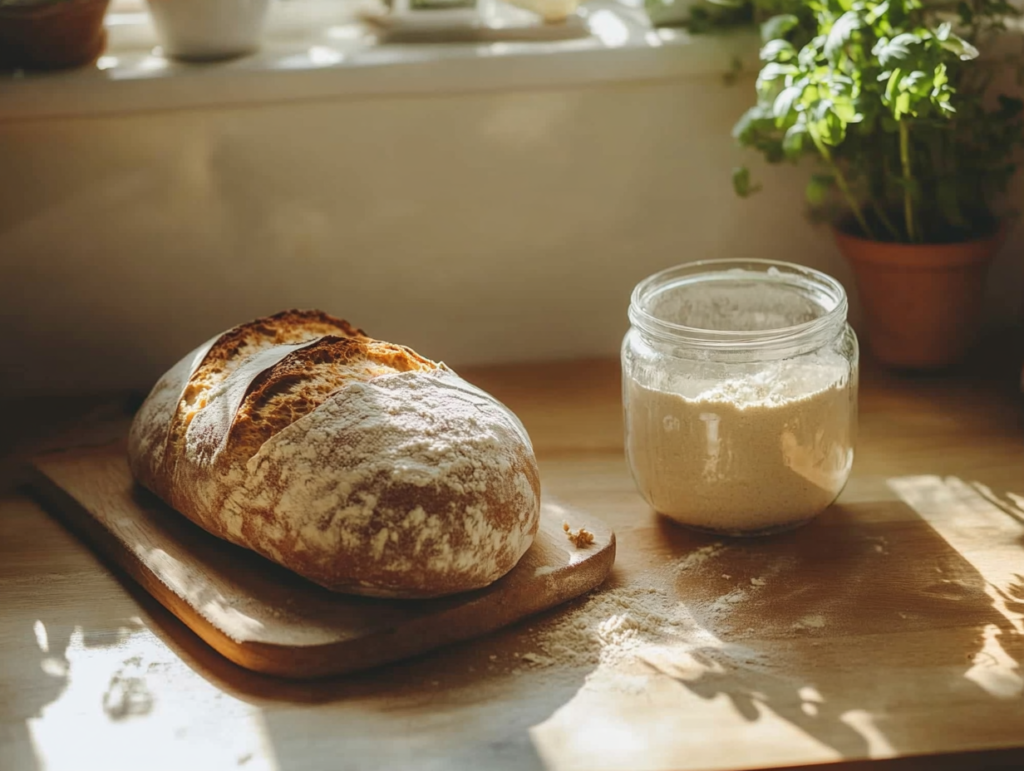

{"left": 2, "top": 58, "right": 1022, "bottom": 398}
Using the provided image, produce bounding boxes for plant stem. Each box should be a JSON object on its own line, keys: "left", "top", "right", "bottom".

{"left": 812, "top": 134, "right": 876, "bottom": 240}
{"left": 899, "top": 121, "right": 919, "bottom": 243}
{"left": 871, "top": 201, "right": 902, "bottom": 241}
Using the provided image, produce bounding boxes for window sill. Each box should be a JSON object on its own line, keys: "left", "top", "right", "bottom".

{"left": 0, "top": 0, "right": 759, "bottom": 121}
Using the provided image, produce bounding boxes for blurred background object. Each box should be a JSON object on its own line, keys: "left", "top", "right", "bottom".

{"left": 144, "top": 0, "right": 271, "bottom": 61}
{"left": 0, "top": 0, "right": 1021, "bottom": 396}
{"left": 0, "top": 0, "right": 111, "bottom": 70}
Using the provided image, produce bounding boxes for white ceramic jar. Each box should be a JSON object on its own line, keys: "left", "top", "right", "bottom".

{"left": 622, "top": 260, "right": 859, "bottom": 537}
{"left": 146, "top": 0, "right": 271, "bottom": 61}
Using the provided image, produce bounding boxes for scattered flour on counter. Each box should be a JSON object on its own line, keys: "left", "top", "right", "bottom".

{"left": 527, "top": 585, "right": 696, "bottom": 668}
{"left": 702, "top": 588, "right": 749, "bottom": 620}
{"left": 673, "top": 543, "right": 726, "bottom": 575}
{"left": 793, "top": 615, "right": 827, "bottom": 631}
{"left": 519, "top": 581, "right": 776, "bottom": 684}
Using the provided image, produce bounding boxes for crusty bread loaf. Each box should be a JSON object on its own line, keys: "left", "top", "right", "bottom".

{"left": 128, "top": 310, "right": 542, "bottom": 599}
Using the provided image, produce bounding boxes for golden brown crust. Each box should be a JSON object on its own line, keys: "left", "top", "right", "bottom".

{"left": 228, "top": 336, "right": 438, "bottom": 463}
{"left": 157, "top": 310, "right": 365, "bottom": 498}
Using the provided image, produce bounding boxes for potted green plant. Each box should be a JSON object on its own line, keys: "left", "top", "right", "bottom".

{"left": 733, "top": 0, "right": 1024, "bottom": 370}
{"left": 0, "top": 0, "right": 110, "bottom": 70}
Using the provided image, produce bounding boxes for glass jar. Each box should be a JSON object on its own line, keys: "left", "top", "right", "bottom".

{"left": 622, "top": 259, "right": 859, "bottom": 537}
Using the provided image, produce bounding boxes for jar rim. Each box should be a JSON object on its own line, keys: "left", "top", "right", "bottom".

{"left": 628, "top": 258, "right": 849, "bottom": 353}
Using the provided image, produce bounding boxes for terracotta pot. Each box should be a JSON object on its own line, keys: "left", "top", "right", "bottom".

{"left": 834, "top": 226, "right": 1004, "bottom": 371}
{"left": 0, "top": 0, "right": 111, "bottom": 70}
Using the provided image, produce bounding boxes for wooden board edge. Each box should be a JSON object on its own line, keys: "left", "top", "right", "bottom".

{"left": 27, "top": 463, "right": 617, "bottom": 680}
{"left": 25, "top": 467, "right": 261, "bottom": 673}
{"left": 239, "top": 532, "right": 617, "bottom": 678}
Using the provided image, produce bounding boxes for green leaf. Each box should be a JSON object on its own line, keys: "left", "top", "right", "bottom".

{"left": 829, "top": 74, "right": 856, "bottom": 96}
{"left": 806, "top": 174, "right": 835, "bottom": 205}
{"left": 758, "top": 62, "right": 797, "bottom": 86}
{"left": 939, "top": 32, "right": 980, "bottom": 61}
{"left": 865, "top": 1, "right": 889, "bottom": 25}
{"left": 833, "top": 97, "right": 862, "bottom": 123}
{"left": 825, "top": 11, "right": 861, "bottom": 61}
{"left": 732, "top": 105, "right": 772, "bottom": 141}
{"left": 783, "top": 122, "right": 807, "bottom": 156}
{"left": 732, "top": 167, "right": 762, "bottom": 198}
{"left": 874, "top": 33, "right": 920, "bottom": 68}
{"left": 760, "top": 39, "right": 797, "bottom": 63}
{"left": 810, "top": 103, "right": 846, "bottom": 146}
{"left": 812, "top": 99, "right": 834, "bottom": 122}
{"left": 761, "top": 13, "right": 800, "bottom": 43}
{"left": 798, "top": 41, "right": 821, "bottom": 69}
{"left": 773, "top": 85, "right": 804, "bottom": 119}
{"left": 902, "top": 70, "right": 931, "bottom": 97}
{"left": 895, "top": 91, "right": 911, "bottom": 117}
{"left": 884, "top": 68, "right": 902, "bottom": 102}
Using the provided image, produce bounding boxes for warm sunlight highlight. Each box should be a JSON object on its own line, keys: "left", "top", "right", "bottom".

{"left": 25, "top": 622, "right": 279, "bottom": 771}
{"left": 889, "top": 475, "right": 1024, "bottom": 700}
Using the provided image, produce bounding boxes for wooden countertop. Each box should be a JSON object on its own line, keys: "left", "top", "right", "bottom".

{"left": 3, "top": 357, "right": 1024, "bottom": 771}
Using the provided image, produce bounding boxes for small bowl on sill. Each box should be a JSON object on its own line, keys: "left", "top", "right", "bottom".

{"left": 144, "top": 0, "right": 271, "bottom": 62}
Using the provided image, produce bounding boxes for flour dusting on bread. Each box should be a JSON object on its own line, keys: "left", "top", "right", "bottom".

{"left": 235, "top": 371, "right": 538, "bottom": 595}
{"left": 128, "top": 310, "right": 542, "bottom": 599}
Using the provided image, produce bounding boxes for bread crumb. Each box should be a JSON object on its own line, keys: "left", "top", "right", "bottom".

{"left": 563, "top": 521, "right": 595, "bottom": 548}
{"left": 750, "top": 577, "right": 766, "bottom": 587}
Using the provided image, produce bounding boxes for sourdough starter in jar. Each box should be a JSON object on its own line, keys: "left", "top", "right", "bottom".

{"left": 622, "top": 261, "right": 858, "bottom": 536}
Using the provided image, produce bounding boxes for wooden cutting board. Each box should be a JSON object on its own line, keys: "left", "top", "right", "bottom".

{"left": 28, "top": 439, "right": 615, "bottom": 679}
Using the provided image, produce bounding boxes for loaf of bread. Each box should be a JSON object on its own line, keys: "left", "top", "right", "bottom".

{"left": 128, "top": 310, "right": 542, "bottom": 599}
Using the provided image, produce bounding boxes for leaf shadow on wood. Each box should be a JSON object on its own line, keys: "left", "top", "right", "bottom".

{"left": 0, "top": 499, "right": 151, "bottom": 771}
{"left": 643, "top": 497, "right": 1024, "bottom": 763}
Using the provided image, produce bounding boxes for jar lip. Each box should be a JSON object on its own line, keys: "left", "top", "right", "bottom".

{"left": 629, "top": 258, "right": 849, "bottom": 351}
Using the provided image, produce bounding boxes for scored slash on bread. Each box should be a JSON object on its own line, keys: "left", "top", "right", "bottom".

{"left": 228, "top": 336, "right": 440, "bottom": 464}
{"left": 128, "top": 310, "right": 542, "bottom": 599}
{"left": 169, "top": 310, "right": 368, "bottom": 466}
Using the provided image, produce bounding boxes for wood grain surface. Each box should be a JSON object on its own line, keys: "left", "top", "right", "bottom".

{"left": 27, "top": 441, "right": 615, "bottom": 678}
{"left": 3, "top": 357, "right": 1024, "bottom": 771}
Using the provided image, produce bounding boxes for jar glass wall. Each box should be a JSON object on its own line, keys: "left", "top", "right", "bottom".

{"left": 622, "top": 259, "right": 859, "bottom": 537}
